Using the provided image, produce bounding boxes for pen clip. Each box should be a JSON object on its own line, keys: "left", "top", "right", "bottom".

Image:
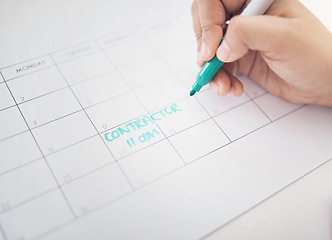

{"left": 223, "top": 21, "right": 229, "bottom": 36}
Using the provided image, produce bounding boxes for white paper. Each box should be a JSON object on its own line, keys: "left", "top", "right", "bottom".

{"left": 0, "top": 0, "right": 332, "bottom": 239}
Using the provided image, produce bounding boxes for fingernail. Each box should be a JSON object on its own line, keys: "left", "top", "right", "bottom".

{"left": 217, "top": 40, "right": 231, "bottom": 62}
{"left": 210, "top": 82, "right": 219, "bottom": 95}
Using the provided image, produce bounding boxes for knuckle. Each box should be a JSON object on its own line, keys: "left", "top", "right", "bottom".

{"left": 195, "top": 31, "right": 202, "bottom": 41}
{"left": 201, "top": 24, "right": 216, "bottom": 33}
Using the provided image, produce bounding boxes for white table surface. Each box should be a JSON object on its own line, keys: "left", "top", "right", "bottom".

{"left": 0, "top": 0, "right": 331, "bottom": 239}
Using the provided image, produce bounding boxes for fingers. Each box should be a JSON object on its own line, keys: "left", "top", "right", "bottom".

{"left": 209, "top": 68, "right": 244, "bottom": 97}
{"left": 191, "top": 0, "right": 205, "bottom": 67}
{"left": 216, "top": 15, "right": 292, "bottom": 63}
{"left": 191, "top": 0, "right": 248, "bottom": 66}
{"left": 209, "top": 70, "right": 230, "bottom": 96}
{"left": 229, "top": 75, "right": 244, "bottom": 97}
{"left": 191, "top": 1, "right": 202, "bottom": 52}
{"left": 196, "top": 0, "right": 225, "bottom": 62}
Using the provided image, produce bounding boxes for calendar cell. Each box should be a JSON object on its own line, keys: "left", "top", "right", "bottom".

{"left": 169, "top": 119, "right": 230, "bottom": 163}
{"left": 32, "top": 111, "right": 97, "bottom": 155}
{"left": 1, "top": 56, "right": 54, "bottom": 81}
{"left": 146, "top": 23, "right": 193, "bottom": 53}
{"left": 118, "top": 56, "right": 174, "bottom": 89}
{"left": 103, "top": 37, "right": 157, "bottom": 68}
{"left": 0, "top": 190, "right": 73, "bottom": 240}
{"left": 119, "top": 140, "right": 184, "bottom": 188}
{"left": 134, "top": 76, "right": 187, "bottom": 112}
{"left": 103, "top": 114, "right": 165, "bottom": 159}
{"left": 19, "top": 88, "right": 81, "bottom": 128}
{"left": 57, "top": 51, "right": 114, "bottom": 85}
{"left": 195, "top": 88, "right": 250, "bottom": 117}
{"left": 177, "top": 67, "right": 204, "bottom": 91}
{"left": 162, "top": 45, "right": 196, "bottom": 73}
{"left": 0, "top": 160, "right": 57, "bottom": 212}
{"left": 254, "top": 93, "right": 302, "bottom": 121}
{"left": 52, "top": 43, "right": 100, "bottom": 64}
{"left": 71, "top": 71, "right": 130, "bottom": 108}
{"left": 7, "top": 67, "right": 67, "bottom": 104}
{"left": 86, "top": 92, "right": 146, "bottom": 133}
{"left": 62, "top": 163, "right": 132, "bottom": 216}
{"left": 0, "top": 131, "right": 41, "bottom": 174}
{"left": 154, "top": 97, "right": 210, "bottom": 137}
{"left": 214, "top": 101, "right": 271, "bottom": 141}
{"left": 0, "top": 106, "right": 27, "bottom": 141}
{"left": 99, "top": 31, "right": 140, "bottom": 49}
{"left": 0, "top": 82, "right": 15, "bottom": 110}
{"left": 47, "top": 136, "right": 115, "bottom": 185}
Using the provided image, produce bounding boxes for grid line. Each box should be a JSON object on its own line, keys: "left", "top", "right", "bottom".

{"left": 0, "top": 99, "right": 305, "bottom": 209}
{"left": 0, "top": 67, "right": 304, "bottom": 180}
{"left": 0, "top": 11, "right": 311, "bottom": 240}
{"left": 248, "top": 91, "right": 273, "bottom": 122}
{"left": 49, "top": 53, "right": 136, "bottom": 190}
{"left": 0, "top": 71, "right": 78, "bottom": 220}
{"left": 0, "top": 11, "right": 187, "bottom": 71}
{"left": 141, "top": 30, "right": 233, "bottom": 143}
{"left": 0, "top": 221, "right": 7, "bottom": 240}
{"left": 0, "top": 76, "right": 302, "bottom": 184}
{"left": 96, "top": 38, "right": 188, "bottom": 170}
{"left": 201, "top": 157, "right": 332, "bottom": 240}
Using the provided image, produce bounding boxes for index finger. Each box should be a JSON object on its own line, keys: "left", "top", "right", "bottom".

{"left": 195, "top": 0, "right": 248, "bottom": 62}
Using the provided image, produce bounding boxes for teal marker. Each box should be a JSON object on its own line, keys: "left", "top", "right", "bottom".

{"left": 190, "top": 39, "right": 225, "bottom": 96}
{"left": 190, "top": 0, "right": 275, "bottom": 96}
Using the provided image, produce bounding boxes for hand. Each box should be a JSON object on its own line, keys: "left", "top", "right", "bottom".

{"left": 192, "top": 0, "right": 332, "bottom": 107}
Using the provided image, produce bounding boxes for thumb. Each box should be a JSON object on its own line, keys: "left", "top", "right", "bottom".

{"left": 217, "top": 15, "right": 292, "bottom": 62}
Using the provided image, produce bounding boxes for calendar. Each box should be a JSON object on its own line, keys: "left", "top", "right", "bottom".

{"left": 1, "top": 0, "right": 332, "bottom": 239}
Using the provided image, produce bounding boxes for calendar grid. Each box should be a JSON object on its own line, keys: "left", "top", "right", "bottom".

{"left": 140, "top": 32, "right": 235, "bottom": 144}
{"left": 0, "top": 72, "right": 303, "bottom": 165}
{"left": 48, "top": 54, "right": 136, "bottom": 191}
{"left": 0, "top": 187, "right": 58, "bottom": 215}
{"left": 0, "top": 11, "right": 187, "bottom": 72}
{"left": 0, "top": 72, "right": 78, "bottom": 219}
{"left": 0, "top": 91, "right": 281, "bottom": 178}
{"left": 14, "top": 85, "right": 69, "bottom": 107}
{"left": 0, "top": 99, "right": 305, "bottom": 215}
{"left": 28, "top": 109, "right": 83, "bottom": 131}
{"left": 0, "top": 45, "right": 304, "bottom": 180}
{"left": 0, "top": 54, "right": 51, "bottom": 74}
{"left": 97, "top": 37, "right": 188, "bottom": 166}
{"left": 194, "top": 94, "right": 233, "bottom": 141}
{"left": 0, "top": 103, "right": 15, "bottom": 114}
{"left": 33, "top": 166, "right": 193, "bottom": 240}
{"left": 0, "top": 156, "right": 43, "bottom": 177}
{"left": 249, "top": 94, "right": 273, "bottom": 122}
{"left": 200, "top": 157, "right": 332, "bottom": 240}
{"left": 0, "top": 13, "right": 308, "bottom": 240}
{"left": 0, "top": 127, "right": 30, "bottom": 143}
{"left": 2, "top": 65, "right": 53, "bottom": 83}
{"left": 7, "top": 150, "right": 329, "bottom": 240}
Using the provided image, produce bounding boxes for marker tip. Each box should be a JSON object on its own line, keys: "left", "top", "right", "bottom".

{"left": 190, "top": 89, "right": 196, "bottom": 96}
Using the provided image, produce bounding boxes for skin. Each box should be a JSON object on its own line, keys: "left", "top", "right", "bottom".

{"left": 192, "top": 0, "right": 332, "bottom": 107}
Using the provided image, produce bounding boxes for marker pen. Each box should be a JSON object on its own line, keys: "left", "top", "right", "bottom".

{"left": 190, "top": 0, "right": 275, "bottom": 96}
